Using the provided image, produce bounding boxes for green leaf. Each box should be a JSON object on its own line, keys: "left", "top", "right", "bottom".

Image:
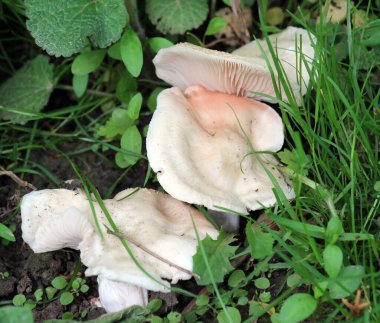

{"left": 286, "top": 273, "right": 303, "bottom": 288}
{"left": 147, "top": 299, "right": 162, "bottom": 313}
{"left": 34, "top": 289, "right": 43, "bottom": 302}
{"left": 148, "top": 37, "right": 174, "bottom": 53}
{"left": 146, "top": 0, "right": 209, "bottom": 34}
{"left": 98, "top": 108, "right": 134, "bottom": 139}
{"left": 62, "top": 312, "right": 74, "bottom": 320}
{"left": 12, "top": 294, "right": 26, "bottom": 306}
{"left": 278, "top": 133, "right": 311, "bottom": 176}
{"left": 167, "top": 312, "right": 181, "bottom": 323}
{"left": 25, "top": 0, "right": 128, "bottom": 57}
{"left": 72, "top": 74, "right": 88, "bottom": 98}
{"left": 80, "top": 284, "right": 89, "bottom": 293}
{"left": 0, "top": 223, "right": 16, "bottom": 242}
{"left": 45, "top": 305, "right": 151, "bottom": 323}
{"left": 328, "top": 265, "right": 365, "bottom": 299}
{"left": 217, "top": 307, "right": 241, "bottom": 323}
{"left": 246, "top": 224, "right": 274, "bottom": 259}
{"left": 323, "top": 245, "right": 343, "bottom": 278}
{"left": 23, "top": 300, "right": 36, "bottom": 310}
{"left": 45, "top": 287, "right": 57, "bottom": 300}
{"left": 72, "top": 279, "right": 80, "bottom": 291}
{"left": 51, "top": 276, "right": 68, "bottom": 290}
{"left": 59, "top": 291, "right": 74, "bottom": 306}
{"left": 280, "top": 293, "right": 317, "bottom": 323}
{"left": 196, "top": 295, "right": 209, "bottom": 306}
{"left": 325, "top": 217, "right": 344, "bottom": 245}
{"left": 375, "top": 181, "right": 380, "bottom": 191}
{"left": 228, "top": 270, "right": 246, "bottom": 288}
{"left": 71, "top": 50, "right": 106, "bottom": 75}
{"left": 107, "top": 41, "right": 122, "bottom": 60}
{"left": 0, "top": 307, "right": 33, "bottom": 323}
{"left": 147, "top": 87, "right": 164, "bottom": 112}
{"left": 193, "top": 231, "right": 238, "bottom": 285}
{"left": 205, "top": 17, "right": 227, "bottom": 36}
{"left": 116, "top": 126, "right": 142, "bottom": 167}
{"left": 0, "top": 55, "right": 53, "bottom": 122}
{"left": 259, "top": 291, "right": 271, "bottom": 303}
{"left": 127, "top": 93, "right": 143, "bottom": 121}
{"left": 237, "top": 296, "right": 248, "bottom": 306}
{"left": 254, "top": 277, "right": 270, "bottom": 289}
{"left": 121, "top": 28, "right": 143, "bottom": 77}
{"left": 361, "top": 20, "right": 380, "bottom": 47}
{"left": 313, "top": 280, "right": 328, "bottom": 299}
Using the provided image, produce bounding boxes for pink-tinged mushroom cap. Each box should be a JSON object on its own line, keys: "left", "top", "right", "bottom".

{"left": 153, "top": 27, "right": 315, "bottom": 105}
{"left": 146, "top": 86, "right": 295, "bottom": 214}
{"left": 21, "top": 188, "right": 218, "bottom": 311}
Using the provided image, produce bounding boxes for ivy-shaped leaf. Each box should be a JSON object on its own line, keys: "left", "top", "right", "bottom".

{"left": 25, "top": 0, "right": 128, "bottom": 57}
{"left": 97, "top": 108, "right": 135, "bottom": 139}
{"left": 145, "top": 0, "right": 209, "bottom": 35}
{"left": 0, "top": 55, "right": 53, "bottom": 123}
{"left": 193, "top": 231, "right": 238, "bottom": 285}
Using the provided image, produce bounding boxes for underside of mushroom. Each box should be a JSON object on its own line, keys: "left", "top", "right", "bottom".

{"left": 21, "top": 187, "right": 218, "bottom": 311}
{"left": 153, "top": 27, "right": 315, "bottom": 105}
{"left": 147, "top": 86, "right": 295, "bottom": 214}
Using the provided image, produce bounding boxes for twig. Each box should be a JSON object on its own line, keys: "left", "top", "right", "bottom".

{"left": 124, "top": 0, "right": 145, "bottom": 40}
{"left": 0, "top": 207, "right": 17, "bottom": 219}
{"left": 0, "top": 166, "right": 37, "bottom": 190}
{"left": 204, "top": 37, "right": 238, "bottom": 48}
{"left": 231, "top": 0, "right": 250, "bottom": 43}
{"left": 107, "top": 228, "right": 201, "bottom": 280}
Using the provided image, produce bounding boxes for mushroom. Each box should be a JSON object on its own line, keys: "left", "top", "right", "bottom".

{"left": 146, "top": 85, "right": 295, "bottom": 217}
{"left": 21, "top": 187, "right": 218, "bottom": 312}
{"left": 147, "top": 27, "right": 315, "bottom": 231}
{"left": 153, "top": 26, "right": 315, "bottom": 104}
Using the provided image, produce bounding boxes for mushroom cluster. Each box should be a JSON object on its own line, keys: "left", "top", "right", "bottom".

{"left": 21, "top": 188, "right": 218, "bottom": 312}
{"left": 147, "top": 27, "right": 315, "bottom": 228}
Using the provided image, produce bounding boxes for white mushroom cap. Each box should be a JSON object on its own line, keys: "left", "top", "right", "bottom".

{"left": 146, "top": 86, "right": 295, "bottom": 214}
{"left": 21, "top": 188, "right": 218, "bottom": 295}
{"left": 233, "top": 27, "right": 316, "bottom": 97}
{"left": 97, "top": 275, "right": 148, "bottom": 313}
{"left": 21, "top": 189, "right": 92, "bottom": 252}
{"left": 153, "top": 27, "right": 315, "bottom": 104}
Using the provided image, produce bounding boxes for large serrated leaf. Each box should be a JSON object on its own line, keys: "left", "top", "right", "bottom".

{"left": 145, "top": 0, "right": 209, "bottom": 35}
{"left": 25, "top": 0, "right": 128, "bottom": 57}
{"left": 0, "top": 55, "right": 53, "bottom": 123}
{"left": 193, "top": 231, "right": 238, "bottom": 285}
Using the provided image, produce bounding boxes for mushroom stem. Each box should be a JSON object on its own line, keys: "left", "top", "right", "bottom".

{"left": 97, "top": 275, "right": 148, "bottom": 313}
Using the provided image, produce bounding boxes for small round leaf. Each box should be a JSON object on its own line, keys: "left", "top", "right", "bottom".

{"left": 254, "top": 277, "right": 270, "bottom": 290}
{"left": 59, "top": 292, "right": 74, "bottom": 306}
{"left": 12, "top": 294, "right": 26, "bottom": 306}
{"left": 51, "top": 276, "right": 68, "bottom": 290}
{"left": 205, "top": 17, "right": 227, "bottom": 36}
{"left": 71, "top": 50, "right": 106, "bottom": 75}
{"left": 280, "top": 293, "right": 317, "bottom": 323}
